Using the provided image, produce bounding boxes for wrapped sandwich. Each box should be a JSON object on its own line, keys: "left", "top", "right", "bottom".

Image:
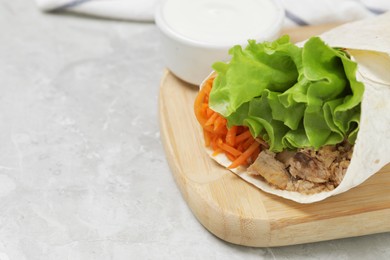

{"left": 194, "top": 13, "right": 390, "bottom": 203}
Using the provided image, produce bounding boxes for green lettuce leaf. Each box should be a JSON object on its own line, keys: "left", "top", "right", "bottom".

{"left": 209, "top": 36, "right": 363, "bottom": 152}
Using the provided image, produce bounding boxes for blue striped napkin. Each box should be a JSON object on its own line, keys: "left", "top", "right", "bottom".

{"left": 281, "top": 0, "right": 388, "bottom": 27}
{"left": 35, "top": 0, "right": 158, "bottom": 21}
{"left": 35, "top": 0, "right": 389, "bottom": 26}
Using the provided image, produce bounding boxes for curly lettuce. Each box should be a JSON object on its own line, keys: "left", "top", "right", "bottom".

{"left": 209, "top": 36, "right": 364, "bottom": 152}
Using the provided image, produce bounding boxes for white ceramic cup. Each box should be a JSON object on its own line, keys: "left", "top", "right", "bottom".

{"left": 155, "top": 0, "right": 285, "bottom": 85}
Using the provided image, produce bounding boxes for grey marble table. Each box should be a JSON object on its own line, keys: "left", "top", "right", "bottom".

{"left": 0, "top": 0, "right": 389, "bottom": 259}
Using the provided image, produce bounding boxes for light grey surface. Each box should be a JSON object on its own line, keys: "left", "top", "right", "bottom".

{"left": 0, "top": 1, "right": 389, "bottom": 259}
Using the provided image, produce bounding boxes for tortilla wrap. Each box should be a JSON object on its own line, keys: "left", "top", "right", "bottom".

{"left": 199, "top": 12, "right": 390, "bottom": 203}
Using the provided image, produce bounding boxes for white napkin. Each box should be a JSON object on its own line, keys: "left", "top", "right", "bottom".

{"left": 35, "top": 0, "right": 388, "bottom": 25}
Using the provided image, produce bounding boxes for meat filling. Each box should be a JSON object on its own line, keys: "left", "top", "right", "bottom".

{"left": 247, "top": 142, "right": 353, "bottom": 194}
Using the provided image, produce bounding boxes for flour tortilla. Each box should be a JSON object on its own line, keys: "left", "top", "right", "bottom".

{"left": 201, "top": 12, "right": 390, "bottom": 203}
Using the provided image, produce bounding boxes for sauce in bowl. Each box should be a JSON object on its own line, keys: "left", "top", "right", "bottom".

{"left": 156, "top": 0, "right": 285, "bottom": 85}
{"left": 162, "top": 0, "right": 283, "bottom": 46}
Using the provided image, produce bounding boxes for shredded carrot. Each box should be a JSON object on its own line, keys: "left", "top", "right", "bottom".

{"left": 228, "top": 142, "right": 260, "bottom": 169}
{"left": 205, "top": 112, "right": 218, "bottom": 126}
{"left": 203, "top": 129, "right": 211, "bottom": 146}
{"left": 235, "top": 130, "right": 252, "bottom": 144}
{"left": 225, "top": 125, "right": 237, "bottom": 146}
{"left": 217, "top": 139, "right": 242, "bottom": 157}
{"left": 242, "top": 137, "right": 255, "bottom": 150}
{"left": 225, "top": 152, "right": 236, "bottom": 162}
{"left": 194, "top": 76, "right": 263, "bottom": 168}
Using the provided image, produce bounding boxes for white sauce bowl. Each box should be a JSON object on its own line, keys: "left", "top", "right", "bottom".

{"left": 155, "top": 0, "right": 285, "bottom": 85}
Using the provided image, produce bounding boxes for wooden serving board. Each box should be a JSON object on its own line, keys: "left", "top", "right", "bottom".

{"left": 158, "top": 25, "right": 390, "bottom": 247}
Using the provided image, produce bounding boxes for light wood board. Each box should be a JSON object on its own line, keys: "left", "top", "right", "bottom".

{"left": 158, "top": 25, "right": 390, "bottom": 247}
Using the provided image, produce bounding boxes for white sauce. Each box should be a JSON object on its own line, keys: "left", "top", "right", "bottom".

{"left": 162, "top": 0, "right": 280, "bottom": 45}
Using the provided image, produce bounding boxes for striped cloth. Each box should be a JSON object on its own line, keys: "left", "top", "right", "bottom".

{"left": 35, "top": 0, "right": 389, "bottom": 26}
{"left": 35, "top": 0, "right": 159, "bottom": 21}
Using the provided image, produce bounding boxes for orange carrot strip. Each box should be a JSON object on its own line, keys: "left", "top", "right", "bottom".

{"left": 235, "top": 130, "right": 252, "bottom": 144}
{"left": 213, "top": 125, "right": 227, "bottom": 135}
{"left": 212, "top": 136, "right": 223, "bottom": 151}
{"left": 203, "top": 125, "right": 215, "bottom": 133}
{"left": 228, "top": 142, "right": 260, "bottom": 169}
{"left": 242, "top": 137, "right": 255, "bottom": 150}
{"left": 217, "top": 139, "right": 242, "bottom": 157}
{"left": 200, "top": 103, "right": 209, "bottom": 117}
{"left": 225, "top": 125, "right": 237, "bottom": 146}
{"left": 236, "top": 143, "right": 244, "bottom": 152}
{"left": 212, "top": 148, "right": 223, "bottom": 156}
{"left": 205, "top": 112, "right": 218, "bottom": 126}
{"left": 225, "top": 152, "right": 236, "bottom": 162}
{"left": 236, "top": 126, "right": 246, "bottom": 135}
{"left": 213, "top": 116, "right": 225, "bottom": 130}
{"left": 203, "top": 130, "right": 211, "bottom": 147}
{"left": 194, "top": 79, "right": 212, "bottom": 125}
{"left": 206, "top": 107, "right": 214, "bottom": 117}
{"left": 194, "top": 93, "right": 207, "bottom": 119}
